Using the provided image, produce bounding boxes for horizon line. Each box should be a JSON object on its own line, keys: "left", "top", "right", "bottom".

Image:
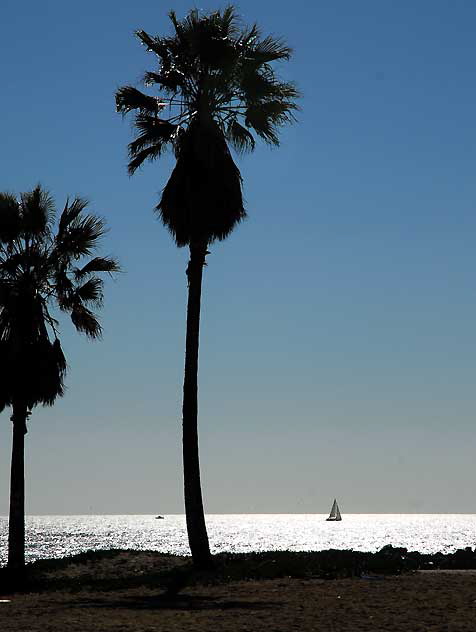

{"left": 2, "top": 511, "right": 475, "bottom": 517}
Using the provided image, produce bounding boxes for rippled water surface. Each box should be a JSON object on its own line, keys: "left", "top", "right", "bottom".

{"left": 1, "top": 514, "right": 475, "bottom": 566}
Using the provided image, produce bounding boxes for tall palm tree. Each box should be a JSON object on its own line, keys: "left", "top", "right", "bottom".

{"left": 0, "top": 185, "right": 119, "bottom": 570}
{"left": 116, "top": 6, "right": 299, "bottom": 568}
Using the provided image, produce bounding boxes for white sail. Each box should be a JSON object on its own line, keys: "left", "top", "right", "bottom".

{"left": 326, "top": 498, "right": 342, "bottom": 521}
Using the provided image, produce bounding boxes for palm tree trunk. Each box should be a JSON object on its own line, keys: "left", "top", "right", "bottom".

{"left": 7, "top": 402, "right": 28, "bottom": 570}
{"left": 182, "top": 241, "right": 212, "bottom": 569}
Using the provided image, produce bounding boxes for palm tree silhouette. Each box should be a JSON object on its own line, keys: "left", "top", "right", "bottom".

{"left": 116, "top": 6, "right": 299, "bottom": 568}
{"left": 0, "top": 185, "right": 119, "bottom": 570}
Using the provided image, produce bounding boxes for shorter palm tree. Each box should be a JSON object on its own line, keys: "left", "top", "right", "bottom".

{"left": 0, "top": 185, "right": 119, "bottom": 570}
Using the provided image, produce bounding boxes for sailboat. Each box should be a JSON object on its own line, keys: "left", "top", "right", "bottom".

{"left": 326, "top": 498, "right": 342, "bottom": 521}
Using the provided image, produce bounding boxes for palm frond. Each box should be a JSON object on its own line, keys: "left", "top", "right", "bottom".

{"left": 143, "top": 71, "right": 168, "bottom": 87}
{"left": 169, "top": 9, "right": 190, "bottom": 41}
{"left": 74, "top": 256, "right": 120, "bottom": 280}
{"left": 55, "top": 215, "right": 106, "bottom": 259}
{"left": 115, "top": 86, "right": 165, "bottom": 115}
{"left": 128, "top": 114, "right": 178, "bottom": 159}
{"left": 58, "top": 196, "right": 90, "bottom": 236}
{"left": 244, "top": 108, "right": 278, "bottom": 144}
{"left": 226, "top": 119, "right": 256, "bottom": 153}
{"left": 70, "top": 304, "right": 102, "bottom": 339}
{"left": 127, "top": 144, "right": 164, "bottom": 175}
{"left": 136, "top": 28, "right": 189, "bottom": 93}
{"left": 238, "top": 23, "right": 260, "bottom": 48}
{"left": 135, "top": 113, "right": 178, "bottom": 137}
{"left": 136, "top": 30, "right": 171, "bottom": 63}
{"left": 245, "top": 100, "right": 297, "bottom": 145}
{"left": 54, "top": 271, "right": 75, "bottom": 310}
{"left": 75, "top": 277, "right": 104, "bottom": 306}
{"left": 239, "top": 67, "right": 299, "bottom": 104}
{"left": 0, "top": 193, "right": 21, "bottom": 244}
{"left": 274, "top": 82, "right": 300, "bottom": 101}
{"left": 20, "top": 185, "right": 55, "bottom": 237}
{"left": 247, "top": 35, "right": 292, "bottom": 63}
{"left": 219, "top": 5, "right": 240, "bottom": 38}
{"left": 0, "top": 252, "right": 30, "bottom": 278}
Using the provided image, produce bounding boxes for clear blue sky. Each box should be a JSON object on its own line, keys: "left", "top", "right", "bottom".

{"left": 0, "top": 0, "right": 475, "bottom": 514}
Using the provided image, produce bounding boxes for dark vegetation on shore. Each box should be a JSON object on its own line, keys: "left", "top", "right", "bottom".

{"left": 1, "top": 545, "right": 476, "bottom": 595}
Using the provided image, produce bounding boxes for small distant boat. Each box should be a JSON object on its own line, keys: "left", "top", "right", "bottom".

{"left": 326, "top": 499, "right": 342, "bottom": 521}
{"left": 155, "top": 515, "right": 165, "bottom": 520}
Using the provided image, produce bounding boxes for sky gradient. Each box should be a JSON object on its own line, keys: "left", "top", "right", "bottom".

{"left": 0, "top": 0, "right": 475, "bottom": 514}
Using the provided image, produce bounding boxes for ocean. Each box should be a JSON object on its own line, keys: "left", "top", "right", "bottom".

{"left": 1, "top": 514, "right": 475, "bottom": 566}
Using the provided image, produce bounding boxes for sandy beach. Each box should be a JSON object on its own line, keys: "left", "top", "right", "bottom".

{"left": 1, "top": 552, "right": 475, "bottom": 631}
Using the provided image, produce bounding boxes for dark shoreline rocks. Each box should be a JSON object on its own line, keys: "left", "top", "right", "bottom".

{"left": 1, "top": 545, "right": 476, "bottom": 593}
{"left": 211, "top": 544, "right": 476, "bottom": 580}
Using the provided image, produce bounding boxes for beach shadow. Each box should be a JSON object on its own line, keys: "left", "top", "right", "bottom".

{"left": 74, "top": 593, "right": 281, "bottom": 612}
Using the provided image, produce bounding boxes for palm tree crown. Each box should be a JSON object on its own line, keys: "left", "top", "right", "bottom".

{"left": 116, "top": 6, "right": 299, "bottom": 247}
{"left": 0, "top": 185, "right": 119, "bottom": 413}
